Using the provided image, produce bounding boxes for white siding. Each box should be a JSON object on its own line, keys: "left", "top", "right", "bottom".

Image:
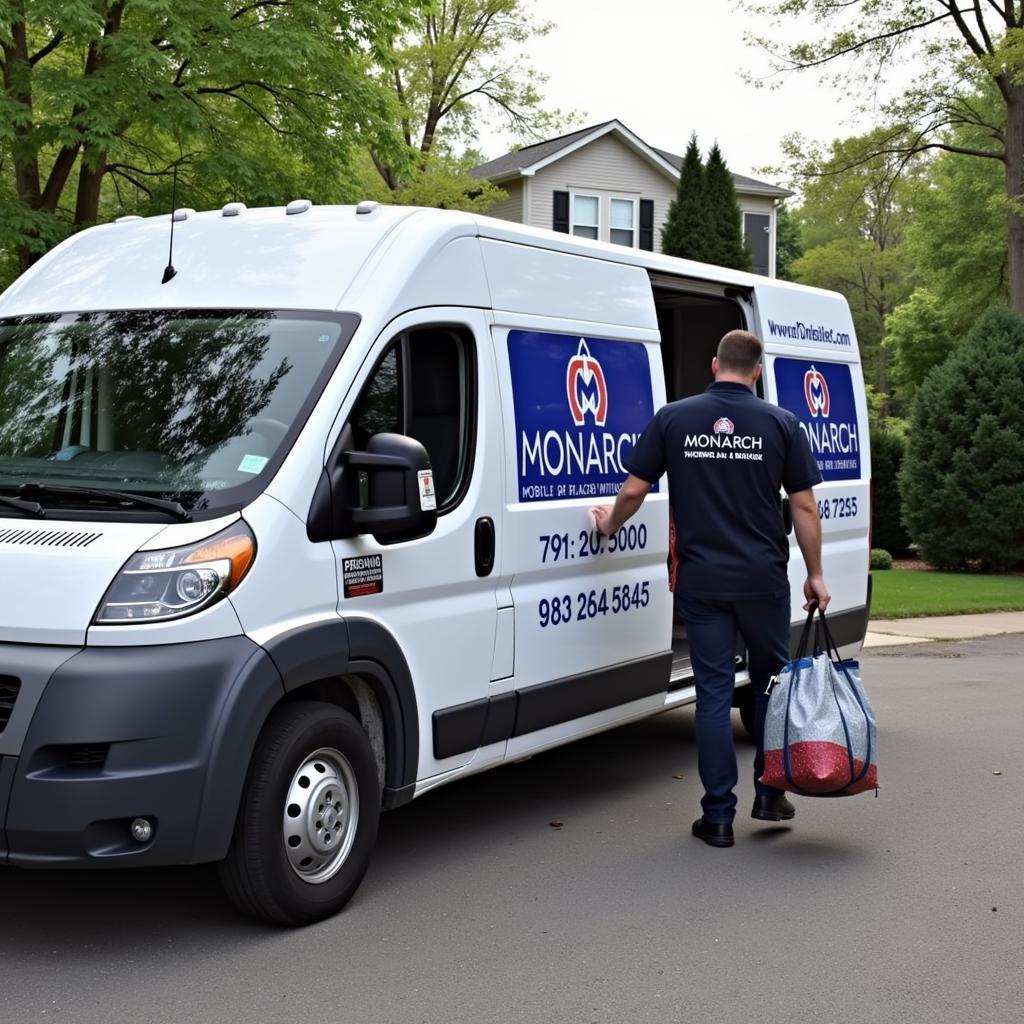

{"left": 483, "top": 179, "right": 523, "bottom": 223}
{"left": 518, "top": 132, "right": 778, "bottom": 271}
{"left": 528, "top": 133, "right": 676, "bottom": 252}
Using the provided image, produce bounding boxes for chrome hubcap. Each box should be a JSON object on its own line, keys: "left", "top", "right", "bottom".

{"left": 282, "top": 746, "right": 358, "bottom": 884}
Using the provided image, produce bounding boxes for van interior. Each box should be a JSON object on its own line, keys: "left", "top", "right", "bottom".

{"left": 651, "top": 280, "right": 749, "bottom": 689}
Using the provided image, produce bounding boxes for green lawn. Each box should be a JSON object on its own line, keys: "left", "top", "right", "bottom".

{"left": 870, "top": 569, "right": 1024, "bottom": 619}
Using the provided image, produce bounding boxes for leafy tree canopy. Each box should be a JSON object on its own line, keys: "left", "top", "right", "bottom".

{"left": 902, "top": 90, "right": 1009, "bottom": 336}
{"left": 373, "top": 0, "right": 573, "bottom": 194}
{"left": 883, "top": 288, "right": 959, "bottom": 406}
{"left": 740, "top": 0, "right": 1024, "bottom": 313}
{"left": 0, "top": 0, "right": 419, "bottom": 284}
{"left": 785, "top": 130, "right": 919, "bottom": 410}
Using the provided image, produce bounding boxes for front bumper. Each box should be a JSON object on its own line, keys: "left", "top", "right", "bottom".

{"left": 0, "top": 637, "right": 283, "bottom": 868}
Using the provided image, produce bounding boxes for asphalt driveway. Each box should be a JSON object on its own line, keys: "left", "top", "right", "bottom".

{"left": 1, "top": 635, "right": 1021, "bottom": 1024}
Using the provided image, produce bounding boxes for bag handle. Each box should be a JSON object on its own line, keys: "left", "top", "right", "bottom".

{"left": 817, "top": 606, "right": 843, "bottom": 663}
{"left": 817, "top": 606, "right": 874, "bottom": 790}
{"left": 793, "top": 601, "right": 818, "bottom": 661}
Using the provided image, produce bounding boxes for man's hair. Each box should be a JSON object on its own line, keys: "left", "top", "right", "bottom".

{"left": 716, "top": 330, "right": 763, "bottom": 375}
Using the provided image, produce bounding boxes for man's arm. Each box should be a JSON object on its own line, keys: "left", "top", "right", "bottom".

{"left": 789, "top": 487, "right": 831, "bottom": 611}
{"left": 593, "top": 474, "right": 652, "bottom": 536}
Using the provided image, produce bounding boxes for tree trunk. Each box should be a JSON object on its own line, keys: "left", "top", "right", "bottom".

{"left": 1005, "top": 89, "right": 1024, "bottom": 314}
{"left": 2, "top": 17, "right": 44, "bottom": 272}
{"left": 74, "top": 148, "right": 107, "bottom": 227}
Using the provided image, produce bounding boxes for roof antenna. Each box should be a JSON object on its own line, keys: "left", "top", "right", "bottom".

{"left": 161, "top": 163, "right": 179, "bottom": 284}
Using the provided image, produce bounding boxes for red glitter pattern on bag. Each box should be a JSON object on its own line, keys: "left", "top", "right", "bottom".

{"left": 761, "top": 741, "right": 878, "bottom": 796}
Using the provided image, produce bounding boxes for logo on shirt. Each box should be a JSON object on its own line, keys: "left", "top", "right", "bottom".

{"left": 713, "top": 417, "right": 735, "bottom": 435}
{"left": 803, "top": 366, "right": 831, "bottom": 418}
{"left": 566, "top": 339, "right": 608, "bottom": 427}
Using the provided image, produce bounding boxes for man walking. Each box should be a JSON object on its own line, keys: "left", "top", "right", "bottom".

{"left": 593, "top": 329, "right": 829, "bottom": 848}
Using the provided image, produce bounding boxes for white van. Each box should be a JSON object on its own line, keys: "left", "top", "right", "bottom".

{"left": 0, "top": 204, "right": 871, "bottom": 923}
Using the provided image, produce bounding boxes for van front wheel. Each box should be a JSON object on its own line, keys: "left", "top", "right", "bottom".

{"left": 218, "top": 701, "right": 381, "bottom": 926}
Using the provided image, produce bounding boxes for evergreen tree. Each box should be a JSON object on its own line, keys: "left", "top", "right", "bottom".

{"left": 661, "top": 135, "right": 710, "bottom": 262}
{"left": 899, "top": 307, "right": 1024, "bottom": 571}
{"left": 704, "top": 143, "right": 752, "bottom": 271}
{"left": 869, "top": 429, "right": 911, "bottom": 557}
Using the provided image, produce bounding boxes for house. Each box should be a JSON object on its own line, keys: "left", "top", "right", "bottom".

{"left": 471, "top": 119, "right": 792, "bottom": 276}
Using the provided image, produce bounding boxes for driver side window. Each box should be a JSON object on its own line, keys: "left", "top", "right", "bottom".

{"left": 349, "top": 325, "right": 475, "bottom": 511}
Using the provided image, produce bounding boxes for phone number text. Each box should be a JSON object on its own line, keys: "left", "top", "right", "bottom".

{"left": 539, "top": 524, "right": 648, "bottom": 563}
{"left": 539, "top": 582, "right": 651, "bottom": 628}
{"left": 817, "top": 496, "right": 859, "bottom": 520}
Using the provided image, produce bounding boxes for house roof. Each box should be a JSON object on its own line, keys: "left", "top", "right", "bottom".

{"left": 471, "top": 119, "right": 793, "bottom": 199}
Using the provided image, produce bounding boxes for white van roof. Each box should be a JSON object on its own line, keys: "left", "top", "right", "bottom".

{"left": 0, "top": 203, "right": 847, "bottom": 329}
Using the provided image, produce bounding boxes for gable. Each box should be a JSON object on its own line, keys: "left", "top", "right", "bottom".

{"left": 527, "top": 133, "right": 677, "bottom": 236}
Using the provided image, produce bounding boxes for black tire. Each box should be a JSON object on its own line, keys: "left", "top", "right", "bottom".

{"left": 737, "top": 685, "right": 757, "bottom": 741}
{"left": 218, "top": 701, "right": 381, "bottom": 926}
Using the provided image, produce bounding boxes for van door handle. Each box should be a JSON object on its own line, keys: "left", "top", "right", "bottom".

{"left": 475, "top": 517, "right": 495, "bottom": 577}
{"left": 782, "top": 497, "right": 793, "bottom": 535}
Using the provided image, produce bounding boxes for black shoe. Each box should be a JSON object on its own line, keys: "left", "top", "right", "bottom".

{"left": 691, "top": 817, "right": 735, "bottom": 848}
{"left": 751, "top": 794, "right": 795, "bottom": 822}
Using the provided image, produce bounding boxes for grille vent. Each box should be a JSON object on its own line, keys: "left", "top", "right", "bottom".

{"left": 0, "top": 676, "right": 20, "bottom": 733}
{"left": 0, "top": 527, "right": 103, "bottom": 548}
{"left": 67, "top": 743, "right": 110, "bottom": 769}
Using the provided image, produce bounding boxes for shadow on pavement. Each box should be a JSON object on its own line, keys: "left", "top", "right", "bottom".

{"left": 0, "top": 706, "right": 753, "bottom": 950}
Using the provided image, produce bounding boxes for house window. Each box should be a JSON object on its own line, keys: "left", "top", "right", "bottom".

{"left": 610, "top": 198, "right": 637, "bottom": 247}
{"left": 571, "top": 194, "right": 599, "bottom": 239}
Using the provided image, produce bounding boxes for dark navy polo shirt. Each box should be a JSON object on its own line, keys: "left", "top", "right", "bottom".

{"left": 625, "top": 381, "right": 822, "bottom": 600}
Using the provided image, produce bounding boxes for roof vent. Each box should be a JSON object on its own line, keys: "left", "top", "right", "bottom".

{"left": 286, "top": 198, "right": 312, "bottom": 215}
{"left": 355, "top": 200, "right": 379, "bottom": 215}
{"left": 115, "top": 215, "right": 143, "bottom": 223}
{"left": 172, "top": 207, "right": 196, "bottom": 222}
{"left": 221, "top": 202, "right": 247, "bottom": 217}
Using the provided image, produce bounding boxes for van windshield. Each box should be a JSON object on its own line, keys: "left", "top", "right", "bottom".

{"left": 0, "top": 309, "right": 355, "bottom": 516}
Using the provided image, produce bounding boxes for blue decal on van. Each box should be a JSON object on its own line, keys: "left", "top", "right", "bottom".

{"left": 773, "top": 358, "right": 861, "bottom": 481}
{"left": 508, "top": 331, "right": 656, "bottom": 502}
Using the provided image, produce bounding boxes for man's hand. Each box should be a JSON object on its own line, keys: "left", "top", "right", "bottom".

{"left": 592, "top": 504, "right": 615, "bottom": 536}
{"left": 803, "top": 574, "right": 831, "bottom": 612}
{"left": 592, "top": 475, "right": 652, "bottom": 539}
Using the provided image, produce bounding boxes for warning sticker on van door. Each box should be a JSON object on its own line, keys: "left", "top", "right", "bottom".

{"left": 773, "top": 358, "right": 862, "bottom": 481}
{"left": 507, "top": 331, "right": 656, "bottom": 503}
{"left": 343, "top": 555, "right": 383, "bottom": 598}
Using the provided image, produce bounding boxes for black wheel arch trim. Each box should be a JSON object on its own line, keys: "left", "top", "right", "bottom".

{"left": 260, "top": 617, "right": 419, "bottom": 808}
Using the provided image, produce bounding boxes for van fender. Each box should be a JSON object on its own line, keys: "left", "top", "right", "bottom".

{"left": 260, "top": 617, "right": 419, "bottom": 810}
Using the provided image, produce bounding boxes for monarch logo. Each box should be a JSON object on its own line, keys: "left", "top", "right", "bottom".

{"left": 566, "top": 339, "right": 608, "bottom": 426}
{"left": 804, "top": 366, "right": 830, "bottom": 418}
{"left": 713, "top": 417, "right": 735, "bottom": 435}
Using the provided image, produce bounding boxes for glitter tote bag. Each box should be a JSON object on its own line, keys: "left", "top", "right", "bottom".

{"left": 760, "top": 606, "right": 878, "bottom": 797}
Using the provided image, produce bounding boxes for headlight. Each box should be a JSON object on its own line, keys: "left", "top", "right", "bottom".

{"left": 94, "top": 521, "right": 256, "bottom": 624}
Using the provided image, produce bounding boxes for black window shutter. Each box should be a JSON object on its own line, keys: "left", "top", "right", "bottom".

{"left": 553, "top": 190, "right": 570, "bottom": 233}
{"left": 639, "top": 199, "right": 654, "bottom": 251}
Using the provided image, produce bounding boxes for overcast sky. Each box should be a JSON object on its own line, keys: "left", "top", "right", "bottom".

{"left": 475, "top": 0, "right": 882, "bottom": 184}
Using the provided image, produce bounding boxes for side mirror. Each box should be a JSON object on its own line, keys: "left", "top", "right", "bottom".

{"left": 308, "top": 428, "right": 438, "bottom": 544}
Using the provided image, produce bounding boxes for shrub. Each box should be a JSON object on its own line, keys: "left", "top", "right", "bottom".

{"left": 870, "top": 548, "right": 893, "bottom": 570}
{"left": 870, "top": 429, "right": 912, "bottom": 556}
{"left": 899, "top": 306, "right": 1024, "bottom": 571}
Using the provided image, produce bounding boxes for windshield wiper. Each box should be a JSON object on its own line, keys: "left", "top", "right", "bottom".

{"left": 16, "top": 482, "right": 191, "bottom": 521}
{"left": 0, "top": 493, "right": 45, "bottom": 518}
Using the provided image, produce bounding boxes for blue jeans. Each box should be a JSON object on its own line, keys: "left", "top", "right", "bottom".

{"left": 676, "top": 592, "right": 791, "bottom": 824}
